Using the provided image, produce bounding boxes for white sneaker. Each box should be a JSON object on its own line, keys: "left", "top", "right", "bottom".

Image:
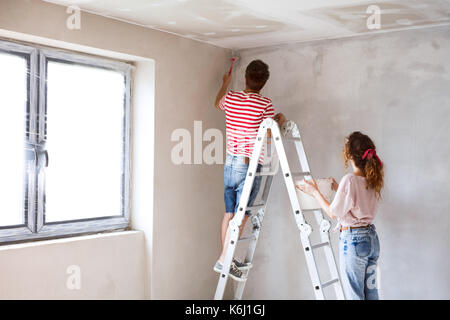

{"left": 213, "top": 261, "right": 223, "bottom": 273}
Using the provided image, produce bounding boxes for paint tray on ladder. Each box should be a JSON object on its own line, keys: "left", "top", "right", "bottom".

{"left": 294, "top": 178, "right": 335, "bottom": 210}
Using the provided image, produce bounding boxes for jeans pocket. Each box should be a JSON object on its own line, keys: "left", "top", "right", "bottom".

{"left": 353, "top": 236, "right": 371, "bottom": 258}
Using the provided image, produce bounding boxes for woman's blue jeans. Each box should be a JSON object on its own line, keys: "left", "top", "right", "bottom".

{"left": 339, "top": 225, "right": 380, "bottom": 300}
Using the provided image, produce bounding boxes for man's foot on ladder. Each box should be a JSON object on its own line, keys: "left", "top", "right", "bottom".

{"left": 232, "top": 258, "right": 252, "bottom": 270}
{"left": 213, "top": 261, "right": 248, "bottom": 282}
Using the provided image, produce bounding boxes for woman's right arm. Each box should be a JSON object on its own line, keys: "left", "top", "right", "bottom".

{"left": 312, "top": 188, "right": 336, "bottom": 219}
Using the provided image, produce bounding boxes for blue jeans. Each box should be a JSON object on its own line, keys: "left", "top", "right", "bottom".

{"left": 339, "top": 225, "right": 380, "bottom": 300}
{"left": 224, "top": 153, "right": 262, "bottom": 215}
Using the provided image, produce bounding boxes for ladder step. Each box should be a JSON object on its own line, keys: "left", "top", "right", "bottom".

{"left": 232, "top": 277, "right": 248, "bottom": 282}
{"left": 292, "top": 171, "right": 311, "bottom": 178}
{"left": 247, "top": 203, "right": 265, "bottom": 211}
{"left": 255, "top": 171, "right": 276, "bottom": 176}
{"left": 321, "top": 278, "right": 339, "bottom": 288}
{"left": 238, "top": 236, "right": 254, "bottom": 242}
{"left": 284, "top": 137, "right": 301, "bottom": 141}
{"left": 300, "top": 209, "right": 320, "bottom": 213}
{"left": 311, "top": 241, "right": 330, "bottom": 250}
{"left": 220, "top": 273, "right": 248, "bottom": 282}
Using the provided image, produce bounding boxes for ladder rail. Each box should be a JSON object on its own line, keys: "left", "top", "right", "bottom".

{"left": 234, "top": 207, "right": 266, "bottom": 300}
{"left": 288, "top": 122, "right": 345, "bottom": 299}
{"left": 290, "top": 124, "right": 311, "bottom": 176}
{"left": 234, "top": 173, "right": 275, "bottom": 300}
{"left": 271, "top": 122, "right": 326, "bottom": 299}
{"left": 214, "top": 119, "right": 270, "bottom": 300}
{"left": 313, "top": 209, "right": 346, "bottom": 299}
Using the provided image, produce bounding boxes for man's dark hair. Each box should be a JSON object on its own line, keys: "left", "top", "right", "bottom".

{"left": 245, "top": 60, "right": 270, "bottom": 91}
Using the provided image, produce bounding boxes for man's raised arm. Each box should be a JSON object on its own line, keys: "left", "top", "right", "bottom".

{"left": 215, "top": 73, "right": 231, "bottom": 109}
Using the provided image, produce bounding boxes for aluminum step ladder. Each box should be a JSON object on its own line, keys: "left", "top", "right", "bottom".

{"left": 214, "top": 118, "right": 345, "bottom": 300}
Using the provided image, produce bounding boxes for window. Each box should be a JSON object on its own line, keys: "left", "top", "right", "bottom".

{"left": 0, "top": 49, "right": 28, "bottom": 227}
{"left": 0, "top": 40, "right": 131, "bottom": 243}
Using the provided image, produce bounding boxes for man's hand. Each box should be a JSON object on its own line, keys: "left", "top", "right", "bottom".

{"left": 274, "top": 113, "right": 287, "bottom": 126}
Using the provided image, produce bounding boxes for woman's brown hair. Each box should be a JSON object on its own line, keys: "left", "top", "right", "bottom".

{"left": 343, "top": 131, "right": 384, "bottom": 198}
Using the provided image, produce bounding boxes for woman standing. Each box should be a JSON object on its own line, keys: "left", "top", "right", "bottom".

{"left": 297, "top": 131, "right": 384, "bottom": 300}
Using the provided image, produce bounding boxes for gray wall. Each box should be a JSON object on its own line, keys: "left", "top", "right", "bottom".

{"left": 232, "top": 26, "right": 450, "bottom": 299}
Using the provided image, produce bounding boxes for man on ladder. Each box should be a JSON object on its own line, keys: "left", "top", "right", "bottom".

{"left": 213, "top": 58, "right": 286, "bottom": 281}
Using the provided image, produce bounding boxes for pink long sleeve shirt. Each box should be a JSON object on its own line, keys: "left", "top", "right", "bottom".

{"left": 330, "top": 173, "right": 379, "bottom": 229}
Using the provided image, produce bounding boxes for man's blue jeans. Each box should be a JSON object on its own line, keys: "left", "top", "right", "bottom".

{"left": 224, "top": 153, "right": 262, "bottom": 215}
{"left": 339, "top": 225, "right": 380, "bottom": 300}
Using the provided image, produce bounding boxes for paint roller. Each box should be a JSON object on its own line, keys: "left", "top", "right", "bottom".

{"left": 228, "top": 51, "right": 240, "bottom": 76}
{"left": 228, "top": 57, "right": 238, "bottom": 75}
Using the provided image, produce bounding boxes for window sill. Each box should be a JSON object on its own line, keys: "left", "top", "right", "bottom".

{"left": 0, "top": 230, "right": 143, "bottom": 251}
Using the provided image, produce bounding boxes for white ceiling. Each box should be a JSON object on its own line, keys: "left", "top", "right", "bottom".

{"left": 45, "top": 0, "right": 450, "bottom": 49}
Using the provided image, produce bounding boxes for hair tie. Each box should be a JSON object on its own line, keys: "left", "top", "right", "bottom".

{"left": 362, "top": 149, "right": 383, "bottom": 167}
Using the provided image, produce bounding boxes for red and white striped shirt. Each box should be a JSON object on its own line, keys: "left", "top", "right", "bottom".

{"left": 219, "top": 90, "right": 275, "bottom": 163}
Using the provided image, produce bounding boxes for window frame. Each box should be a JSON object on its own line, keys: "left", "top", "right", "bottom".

{"left": 0, "top": 39, "right": 132, "bottom": 244}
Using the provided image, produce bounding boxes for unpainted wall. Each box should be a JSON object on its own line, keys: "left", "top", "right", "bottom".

{"left": 0, "top": 0, "right": 230, "bottom": 299}
{"left": 0, "top": 232, "right": 145, "bottom": 299}
{"left": 232, "top": 26, "right": 450, "bottom": 299}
